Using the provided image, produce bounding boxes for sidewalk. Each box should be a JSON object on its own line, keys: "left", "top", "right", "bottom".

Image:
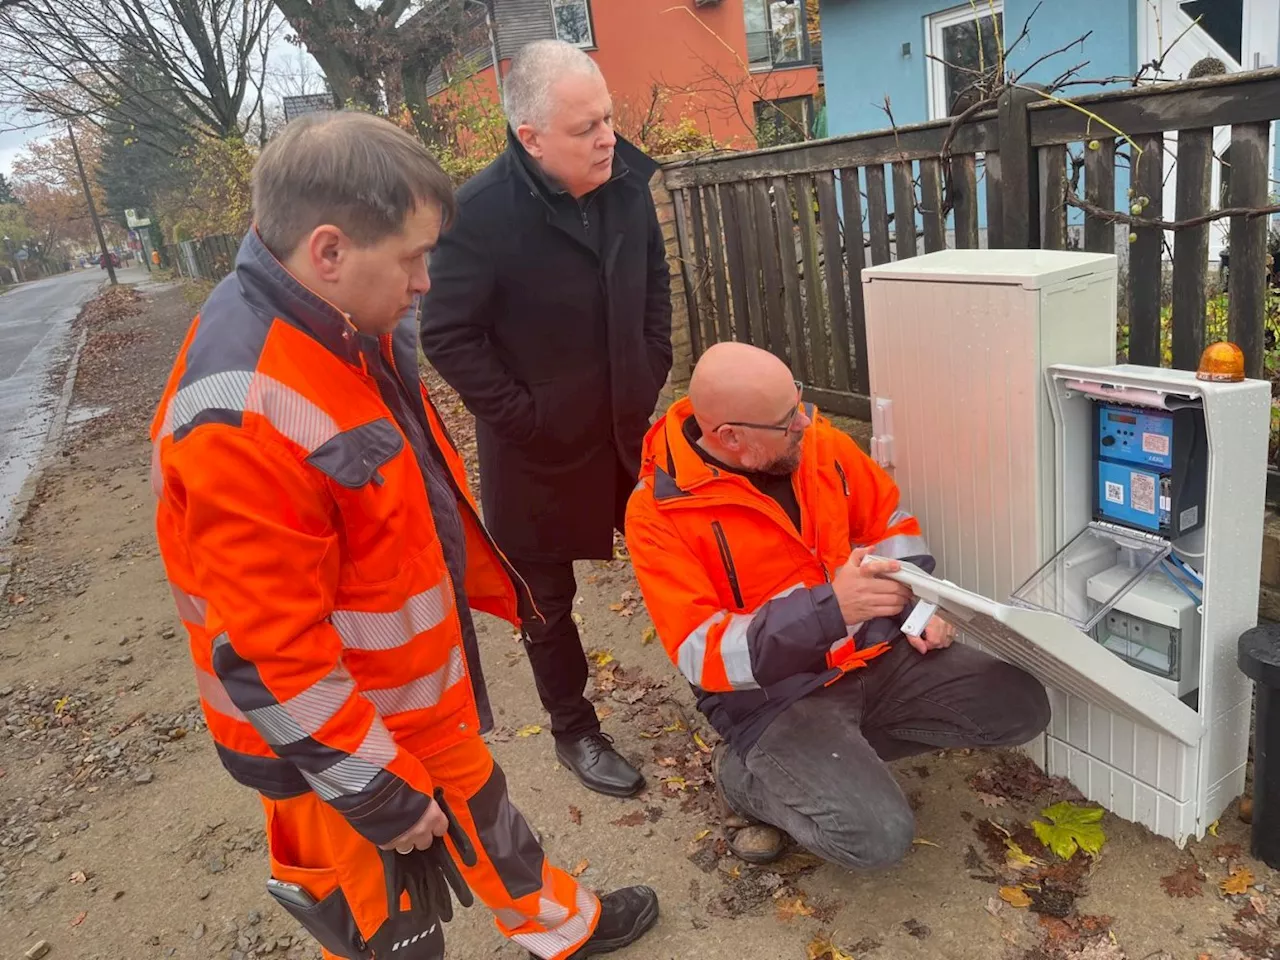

{"left": 0, "top": 279, "right": 1273, "bottom": 960}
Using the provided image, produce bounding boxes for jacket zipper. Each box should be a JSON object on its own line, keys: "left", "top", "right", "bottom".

{"left": 834, "top": 460, "right": 850, "bottom": 497}
{"left": 711, "top": 520, "right": 746, "bottom": 609}
{"left": 380, "top": 335, "right": 543, "bottom": 624}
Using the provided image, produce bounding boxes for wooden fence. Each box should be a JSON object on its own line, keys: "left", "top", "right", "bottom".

{"left": 661, "top": 68, "right": 1280, "bottom": 428}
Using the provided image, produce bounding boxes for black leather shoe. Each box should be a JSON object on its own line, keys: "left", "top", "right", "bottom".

{"left": 565, "top": 885, "right": 659, "bottom": 958}
{"left": 555, "top": 732, "right": 645, "bottom": 798}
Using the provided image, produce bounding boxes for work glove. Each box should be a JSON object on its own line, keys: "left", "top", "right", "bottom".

{"left": 366, "top": 789, "right": 477, "bottom": 959}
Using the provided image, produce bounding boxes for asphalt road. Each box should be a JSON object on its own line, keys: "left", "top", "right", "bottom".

{"left": 0, "top": 267, "right": 142, "bottom": 534}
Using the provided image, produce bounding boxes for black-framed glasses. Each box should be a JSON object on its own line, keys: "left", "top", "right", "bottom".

{"left": 712, "top": 380, "right": 805, "bottom": 433}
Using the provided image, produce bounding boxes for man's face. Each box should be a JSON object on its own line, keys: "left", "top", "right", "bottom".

{"left": 329, "top": 201, "right": 442, "bottom": 336}
{"left": 518, "top": 71, "right": 617, "bottom": 199}
{"left": 718, "top": 380, "right": 812, "bottom": 476}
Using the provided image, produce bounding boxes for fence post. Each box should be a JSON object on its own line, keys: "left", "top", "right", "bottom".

{"left": 996, "top": 86, "right": 1040, "bottom": 249}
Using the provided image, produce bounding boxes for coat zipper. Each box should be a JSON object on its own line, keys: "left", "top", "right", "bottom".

{"left": 710, "top": 520, "right": 746, "bottom": 609}
{"left": 834, "top": 460, "right": 850, "bottom": 497}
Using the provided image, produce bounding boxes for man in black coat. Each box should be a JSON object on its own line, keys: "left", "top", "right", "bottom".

{"left": 420, "top": 39, "right": 673, "bottom": 798}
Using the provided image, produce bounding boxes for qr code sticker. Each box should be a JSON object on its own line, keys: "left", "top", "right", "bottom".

{"left": 1105, "top": 481, "right": 1124, "bottom": 505}
{"left": 1142, "top": 432, "right": 1170, "bottom": 456}
{"left": 1131, "top": 472, "right": 1156, "bottom": 514}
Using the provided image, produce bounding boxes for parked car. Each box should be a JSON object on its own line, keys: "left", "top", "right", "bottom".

{"left": 100, "top": 252, "right": 120, "bottom": 269}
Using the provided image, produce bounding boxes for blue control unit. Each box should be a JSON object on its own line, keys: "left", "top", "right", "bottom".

{"left": 1094, "top": 403, "right": 1206, "bottom": 537}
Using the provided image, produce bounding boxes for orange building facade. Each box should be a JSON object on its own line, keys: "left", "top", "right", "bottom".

{"left": 432, "top": 0, "right": 823, "bottom": 149}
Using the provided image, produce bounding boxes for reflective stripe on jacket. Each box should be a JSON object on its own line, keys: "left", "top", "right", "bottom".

{"left": 150, "top": 230, "right": 524, "bottom": 846}
{"left": 625, "top": 398, "right": 933, "bottom": 747}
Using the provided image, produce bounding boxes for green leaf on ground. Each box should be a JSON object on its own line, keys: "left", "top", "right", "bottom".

{"left": 1032, "top": 802, "right": 1106, "bottom": 860}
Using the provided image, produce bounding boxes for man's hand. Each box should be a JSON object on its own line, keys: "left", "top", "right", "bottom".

{"left": 905, "top": 615, "right": 955, "bottom": 655}
{"left": 380, "top": 800, "right": 449, "bottom": 854}
{"left": 832, "top": 548, "right": 912, "bottom": 625}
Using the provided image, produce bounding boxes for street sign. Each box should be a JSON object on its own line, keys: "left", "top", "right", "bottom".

{"left": 283, "top": 93, "right": 336, "bottom": 122}
{"left": 125, "top": 208, "right": 152, "bottom": 228}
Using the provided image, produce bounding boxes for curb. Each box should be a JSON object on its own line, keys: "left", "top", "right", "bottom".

{"left": 0, "top": 325, "right": 90, "bottom": 602}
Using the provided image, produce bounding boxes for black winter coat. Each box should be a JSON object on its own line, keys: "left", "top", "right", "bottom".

{"left": 419, "top": 134, "right": 673, "bottom": 562}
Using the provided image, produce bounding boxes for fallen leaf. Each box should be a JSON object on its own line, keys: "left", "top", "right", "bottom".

{"left": 776, "top": 896, "right": 815, "bottom": 921}
{"left": 571, "top": 612, "right": 585, "bottom": 628}
{"left": 976, "top": 792, "right": 1007, "bottom": 808}
{"left": 570, "top": 859, "right": 589, "bottom": 878}
{"left": 1031, "top": 802, "right": 1106, "bottom": 860}
{"left": 1220, "top": 865, "right": 1255, "bottom": 896}
{"left": 1004, "top": 840, "right": 1042, "bottom": 871}
{"left": 662, "top": 776, "right": 688, "bottom": 792}
{"left": 568, "top": 806, "right": 582, "bottom": 826}
{"left": 1212, "top": 842, "right": 1243, "bottom": 861}
{"left": 589, "top": 649, "right": 615, "bottom": 668}
{"left": 693, "top": 828, "right": 712, "bottom": 842}
{"left": 1208, "top": 819, "right": 1220, "bottom": 837}
{"left": 516, "top": 724, "right": 543, "bottom": 738}
{"left": 984, "top": 896, "right": 1003, "bottom": 918}
{"left": 612, "top": 810, "right": 647, "bottom": 827}
{"left": 54, "top": 695, "right": 70, "bottom": 715}
{"left": 663, "top": 720, "right": 687, "bottom": 733}
{"left": 657, "top": 756, "right": 680, "bottom": 767}
{"left": 71, "top": 911, "right": 87, "bottom": 926}
{"left": 911, "top": 838, "right": 940, "bottom": 847}
{"left": 693, "top": 732, "right": 714, "bottom": 754}
{"left": 608, "top": 603, "right": 624, "bottom": 612}
{"left": 641, "top": 626, "right": 657, "bottom": 645}
{"left": 69, "top": 871, "right": 87, "bottom": 884}
{"left": 805, "top": 933, "right": 854, "bottom": 960}
{"left": 1159, "top": 862, "right": 1205, "bottom": 898}
{"left": 1250, "top": 894, "right": 1268, "bottom": 916}
{"left": 638, "top": 730, "right": 661, "bottom": 740}
{"left": 999, "top": 886, "right": 1033, "bottom": 908}
{"left": 594, "top": 704, "right": 614, "bottom": 721}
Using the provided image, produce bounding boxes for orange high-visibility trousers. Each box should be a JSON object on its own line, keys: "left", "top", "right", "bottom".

{"left": 263, "top": 734, "right": 599, "bottom": 960}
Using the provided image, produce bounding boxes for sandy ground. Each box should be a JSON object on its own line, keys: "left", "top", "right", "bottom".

{"left": 1, "top": 279, "right": 1278, "bottom": 960}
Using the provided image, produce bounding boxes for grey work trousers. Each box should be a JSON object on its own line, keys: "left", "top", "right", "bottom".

{"left": 716, "top": 639, "right": 1052, "bottom": 871}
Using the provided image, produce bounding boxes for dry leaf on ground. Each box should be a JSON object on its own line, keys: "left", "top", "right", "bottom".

{"left": 1220, "top": 865, "right": 1255, "bottom": 896}
{"left": 977, "top": 792, "right": 1007, "bottom": 808}
{"left": 805, "top": 934, "right": 854, "bottom": 960}
{"left": 1032, "top": 802, "right": 1106, "bottom": 860}
{"left": 516, "top": 724, "right": 543, "bottom": 738}
{"left": 570, "top": 859, "right": 589, "bottom": 877}
{"left": 693, "top": 828, "right": 712, "bottom": 842}
{"left": 71, "top": 911, "right": 87, "bottom": 927}
{"left": 568, "top": 806, "right": 582, "bottom": 826}
{"left": 999, "top": 886, "right": 1033, "bottom": 908}
{"left": 776, "top": 897, "right": 815, "bottom": 921}
{"left": 612, "top": 810, "right": 647, "bottom": 827}
{"left": 641, "top": 626, "right": 657, "bottom": 645}
{"left": 588, "top": 649, "right": 615, "bottom": 667}
{"left": 1159, "top": 862, "right": 1205, "bottom": 898}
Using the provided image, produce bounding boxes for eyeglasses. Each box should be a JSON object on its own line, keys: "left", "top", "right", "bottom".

{"left": 712, "top": 380, "right": 806, "bottom": 433}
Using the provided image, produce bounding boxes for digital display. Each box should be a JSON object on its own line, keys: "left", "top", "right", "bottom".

{"left": 1107, "top": 412, "right": 1138, "bottom": 424}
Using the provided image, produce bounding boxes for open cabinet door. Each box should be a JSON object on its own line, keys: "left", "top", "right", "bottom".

{"left": 889, "top": 562, "right": 1202, "bottom": 746}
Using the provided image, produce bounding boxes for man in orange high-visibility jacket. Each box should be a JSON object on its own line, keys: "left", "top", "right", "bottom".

{"left": 150, "top": 111, "right": 658, "bottom": 960}
{"left": 626, "top": 342, "right": 1050, "bottom": 867}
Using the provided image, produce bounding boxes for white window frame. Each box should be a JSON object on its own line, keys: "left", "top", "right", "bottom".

{"left": 926, "top": 0, "right": 1005, "bottom": 121}
{"left": 550, "top": 0, "right": 594, "bottom": 48}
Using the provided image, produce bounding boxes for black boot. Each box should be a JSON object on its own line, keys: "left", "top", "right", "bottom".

{"left": 556, "top": 732, "right": 645, "bottom": 798}
{"left": 563, "top": 886, "right": 659, "bottom": 959}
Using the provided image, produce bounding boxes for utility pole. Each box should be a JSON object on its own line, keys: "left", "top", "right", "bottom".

{"left": 66, "top": 121, "right": 115, "bottom": 286}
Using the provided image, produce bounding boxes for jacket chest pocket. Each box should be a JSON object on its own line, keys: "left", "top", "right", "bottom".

{"left": 307, "top": 418, "right": 424, "bottom": 585}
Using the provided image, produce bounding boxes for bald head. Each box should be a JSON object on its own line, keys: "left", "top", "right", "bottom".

{"left": 688, "top": 343, "right": 809, "bottom": 475}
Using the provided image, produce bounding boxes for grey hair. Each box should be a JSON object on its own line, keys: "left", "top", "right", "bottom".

{"left": 502, "top": 39, "right": 602, "bottom": 131}
{"left": 252, "top": 110, "right": 455, "bottom": 258}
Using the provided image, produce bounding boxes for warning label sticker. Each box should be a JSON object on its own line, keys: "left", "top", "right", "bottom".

{"left": 1105, "top": 481, "right": 1124, "bottom": 505}
{"left": 1142, "top": 432, "right": 1170, "bottom": 456}
{"left": 1131, "top": 472, "right": 1156, "bottom": 514}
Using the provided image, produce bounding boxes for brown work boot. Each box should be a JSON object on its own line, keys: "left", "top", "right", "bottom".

{"left": 711, "top": 744, "right": 785, "bottom": 864}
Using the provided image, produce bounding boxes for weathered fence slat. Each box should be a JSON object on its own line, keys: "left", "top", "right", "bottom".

{"left": 815, "top": 171, "right": 852, "bottom": 391}
{"left": 951, "top": 155, "right": 980, "bottom": 250}
{"left": 734, "top": 182, "right": 767, "bottom": 347}
{"left": 685, "top": 187, "right": 712, "bottom": 357}
{"left": 839, "top": 167, "right": 870, "bottom": 396}
{"left": 998, "top": 88, "right": 1038, "bottom": 249}
{"left": 1128, "top": 134, "right": 1164, "bottom": 366}
{"left": 866, "top": 165, "right": 892, "bottom": 264}
{"left": 671, "top": 189, "right": 705, "bottom": 359}
{"left": 701, "top": 187, "right": 732, "bottom": 342}
{"left": 1171, "top": 128, "right": 1213, "bottom": 371}
{"left": 1227, "top": 121, "right": 1270, "bottom": 379}
{"left": 718, "top": 184, "right": 752, "bottom": 341}
{"left": 891, "top": 161, "right": 918, "bottom": 259}
{"left": 795, "top": 174, "right": 830, "bottom": 387}
{"left": 1039, "top": 145, "right": 1068, "bottom": 250}
{"left": 984, "top": 152, "right": 1004, "bottom": 250}
{"left": 1083, "top": 138, "right": 1116, "bottom": 254}
{"left": 919, "top": 158, "right": 946, "bottom": 253}
{"left": 750, "top": 180, "right": 789, "bottom": 361}
{"left": 773, "top": 177, "right": 808, "bottom": 382}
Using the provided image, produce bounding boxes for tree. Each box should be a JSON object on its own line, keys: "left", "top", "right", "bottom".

{"left": 0, "top": 173, "right": 16, "bottom": 205}
{"left": 0, "top": 0, "right": 275, "bottom": 145}
{"left": 273, "top": 0, "right": 481, "bottom": 136}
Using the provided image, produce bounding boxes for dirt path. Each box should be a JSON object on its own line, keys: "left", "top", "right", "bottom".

{"left": 0, "top": 279, "right": 1276, "bottom": 960}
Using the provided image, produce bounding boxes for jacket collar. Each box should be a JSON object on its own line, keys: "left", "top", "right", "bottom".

{"left": 235, "top": 228, "right": 365, "bottom": 367}
{"left": 645, "top": 397, "right": 819, "bottom": 503}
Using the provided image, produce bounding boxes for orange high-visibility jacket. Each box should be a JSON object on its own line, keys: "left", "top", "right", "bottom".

{"left": 625, "top": 398, "right": 931, "bottom": 746}
{"left": 150, "top": 231, "right": 524, "bottom": 846}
